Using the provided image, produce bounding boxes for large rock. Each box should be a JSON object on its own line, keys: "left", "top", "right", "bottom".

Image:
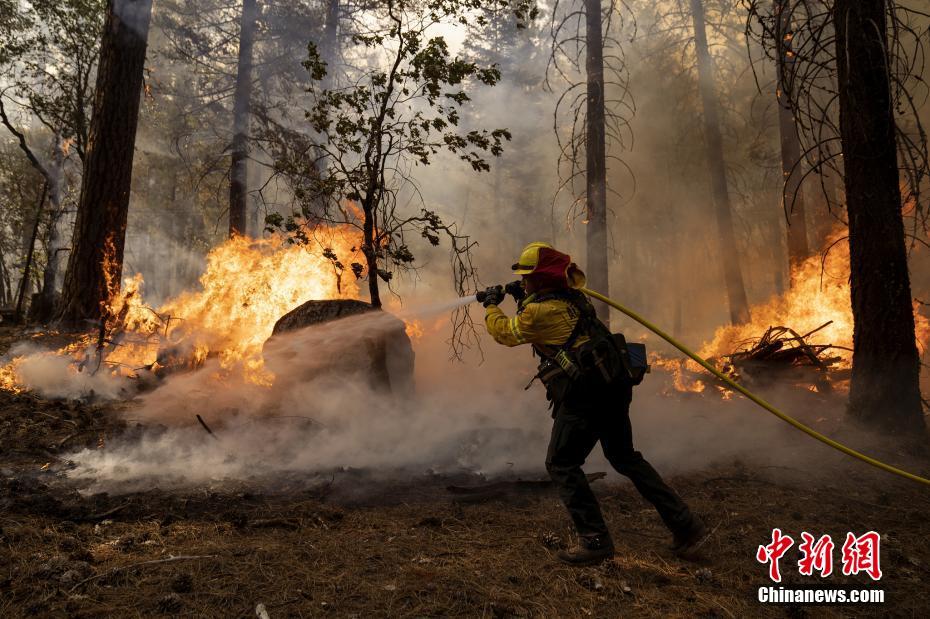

{"left": 263, "top": 299, "right": 414, "bottom": 394}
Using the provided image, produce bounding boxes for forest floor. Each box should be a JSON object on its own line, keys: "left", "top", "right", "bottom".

{"left": 1, "top": 326, "right": 930, "bottom": 618}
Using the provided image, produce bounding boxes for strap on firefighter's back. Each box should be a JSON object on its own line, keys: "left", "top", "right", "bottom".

{"left": 528, "top": 291, "right": 649, "bottom": 392}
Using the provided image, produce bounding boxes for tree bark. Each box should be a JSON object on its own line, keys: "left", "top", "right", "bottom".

{"left": 833, "top": 0, "right": 924, "bottom": 434}
{"left": 0, "top": 251, "right": 10, "bottom": 306}
{"left": 769, "top": 202, "right": 786, "bottom": 295}
{"left": 690, "top": 0, "right": 750, "bottom": 324}
{"left": 584, "top": 0, "right": 609, "bottom": 325}
{"left": 229, "top": 0, "right": 258, "bottom": 237}
{"left": 56, "top": 0, "right": 153, "bottom": 327}
{"left": 774, "top": 0, "right": 810, "bottom": 273}
{"left": 15, "top": 182, "right": 47, "bottom": 321}
{"left": 362, "top": 202, "right": 381, "bottom": 309}
{"left": 322, "top": 0, "right": 340, "bottom": 88}
{"left": 35, "top": 134, "right": 67, "bottom": 321}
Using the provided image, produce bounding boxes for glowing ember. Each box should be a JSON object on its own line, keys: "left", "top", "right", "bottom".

{"left": 651, "top": 356, "right": 706, "bottom": 394}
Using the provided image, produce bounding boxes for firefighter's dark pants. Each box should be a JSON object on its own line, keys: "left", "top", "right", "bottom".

{"left": 545, "top": 377, "right": 694, "bottom": 541}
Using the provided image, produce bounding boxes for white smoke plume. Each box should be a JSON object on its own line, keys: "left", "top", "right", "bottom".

{"left": 5, "top": 342, "right": 137, "bottom": 401}
{"left": 61, "top": 295, "right": 853, "bottom": 494}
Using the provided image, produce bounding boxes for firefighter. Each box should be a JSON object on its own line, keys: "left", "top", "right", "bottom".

{"left": 482, "top": 242, "right": 708, "bottom": 566}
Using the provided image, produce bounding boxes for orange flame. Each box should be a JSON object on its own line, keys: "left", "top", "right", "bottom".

{"left": 699, "top": 227, "right": 930, "bottom": 365}
{"left": 698, "top": 227, "right": 856, "bottom": 366}
{"left": 1, "top": 227, "right": 364, "bottom": 392}
{"left": 404, "top": 319, "right": 424, "bottom": 340}
{"left": 656, "top": 227, "right": 930, "bottom": 395}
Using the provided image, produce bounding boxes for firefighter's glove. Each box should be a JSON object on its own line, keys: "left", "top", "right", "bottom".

{"left": 504, "top": 280, "right": 526, "bottom": 303}
{"left": 480, "top": 285, "right": 505, "bottom": 307}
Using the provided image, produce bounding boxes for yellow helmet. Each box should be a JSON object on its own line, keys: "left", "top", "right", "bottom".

{"left": 511, "top": 242, "right": 554, "bottom": 274}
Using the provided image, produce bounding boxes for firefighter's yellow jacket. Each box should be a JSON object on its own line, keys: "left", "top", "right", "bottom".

{"left": 485, "top": 293, "right": 590, "bottom": 349}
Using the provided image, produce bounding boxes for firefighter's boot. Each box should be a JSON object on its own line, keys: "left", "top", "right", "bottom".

{"left": 556, "top": 535, "right": 615, "bottom": 566}
{"left": 671, "top": 517, "right": 710, "bottom": 559}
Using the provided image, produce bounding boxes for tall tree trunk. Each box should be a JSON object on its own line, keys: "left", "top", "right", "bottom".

{"left": 322, "top": 0, "right": 340, "bottom": 87}
{"left": 35, "top": 134, "right": 67, "bottom": 321}
{"left": 769, "top": 201, "right": 786, "bottom": 294}
{"left": 833, "top": 0, "right": 924, "bottom": 433}
{"left": 584, "top": 0, "right": 609, "bottom": 325}
{"left": 56, "top": 0, "right": 153, "bottom": 327}
{"left": 690, "top": 0, "right": 750, "bottom": 324}
{"left": 0, "top": 251, "right": 9, "bottom": 306}
{"left": 774, "top": 0, "right": 810, "bottom": 273}
{"left": 229, "top": 0, "right": 258, "bottom": 237}
{"left": 15, "top": 182, "right": 48, "bottom": 320}
{"left": 362, "top": 203, "right": 381, "bottom": 309}
{"left": 0, "top": 247, "right": 6, "bottom": 306}
{"left": 312, "top": 0, "right": 340, "bottom": 195}
{"left": 250, "top": 194, "right": 259, "bottom": 237}
{"left": 17, "top": 205, "right": 34, "bottom": 308}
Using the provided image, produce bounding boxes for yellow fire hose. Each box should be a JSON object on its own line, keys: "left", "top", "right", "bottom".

{"left": 581, "top": 287, "right": 930, "bottom": 488}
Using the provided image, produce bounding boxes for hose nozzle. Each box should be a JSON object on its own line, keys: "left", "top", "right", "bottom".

{"left": 475, "top": 285, "right": 504, "bottom": 305}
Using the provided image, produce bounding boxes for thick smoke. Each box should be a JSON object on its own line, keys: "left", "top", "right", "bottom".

{"left": 46, "top": 3, "right": 924, "bottom": 493}
{"left": 62, "top": 295, "right": 851, "bottom": 494}
{"left": 5, "top": 342, "right": 136, "bottom": 400}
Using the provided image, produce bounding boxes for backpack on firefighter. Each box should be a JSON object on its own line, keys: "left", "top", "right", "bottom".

{"left": 528, "top": 289, "right": 649, "bottom": 402}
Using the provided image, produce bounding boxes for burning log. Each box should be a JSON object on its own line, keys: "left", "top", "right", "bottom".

{"left": 263, "top": 299, "right": 414, "bottom": 395}
{"left": 722, "top": 321, "right": 849, "bottom": 389}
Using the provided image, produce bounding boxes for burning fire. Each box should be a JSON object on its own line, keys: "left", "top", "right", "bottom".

{"left": 1, "top": 229, "right": 365, "bottom": 393}
{"left": 700, "top": 227, "right": 856, "bottom": 366}
{"left": 404, "top": 320, "right": 424, "bottom": 340}
{"left": 657, "top": 227, "right": 930, "bottom": 394}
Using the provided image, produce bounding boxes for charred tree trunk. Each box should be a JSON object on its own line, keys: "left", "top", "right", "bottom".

{"left": 0, "top": 252, "right": 9, "bottom": 306}
{"left": 767, "top": 195, "right": 786, "bottom": 294}
{"left": 833, "top": 0, "right": 924, "bottom": 434}
{"left": 362, "top": 200, "right": 381, "bottom": 309}
{"left": 56, "top": 0, "right": 153, "bottom": 327}
{"left": 34, "top": 135, "right": 67, "bottom": 321}
{"left": 17, "top": 209, "right": 33, "bottom": 309}
{"left": 15, "top": 182, "right": 48, "bottom": 321}
{"left": 774, "top": 0, "right": 810, "bottom": 273}
{"left": 308, "top": 0, "right": 339, "bottom": 188}
{"left": 690, "top": 0, "right": 750, "bottom": 324}
{"left": 229, "top": 0, "right": 258, "bottom": 237}
{"left": 322, "top": 0, "right": 340, "bottom": 87}
{"left": 0, "top": 248, "right": 6, "bottom": 306}
{"left": 584, "top": 0, "right": 609, "bottom": 325}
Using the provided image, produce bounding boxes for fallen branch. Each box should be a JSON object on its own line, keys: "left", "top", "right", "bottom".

{"left": 69, "top": 554, "right": 217, "bottom": 592}
{"left": 196, "top": 414, "right": 218, "bottom": 440}
{"left": 800, "top": 320, "right": 833, "bottom": 340}
{"left": 79, "top": 502, "right": 132, "bottom": 522}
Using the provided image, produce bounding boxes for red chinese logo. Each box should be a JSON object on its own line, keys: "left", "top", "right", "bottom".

{"left": 757, "top": 529, "right": 882, "bottom": 582}
{"left": 841, "top": 531, "right": 882, "bottom": 581}
{"left": 798, "top": 532, "right": 834, "bottom": 577}
{"left": 756, "top": 528, "right": 794, "bottom": 583}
